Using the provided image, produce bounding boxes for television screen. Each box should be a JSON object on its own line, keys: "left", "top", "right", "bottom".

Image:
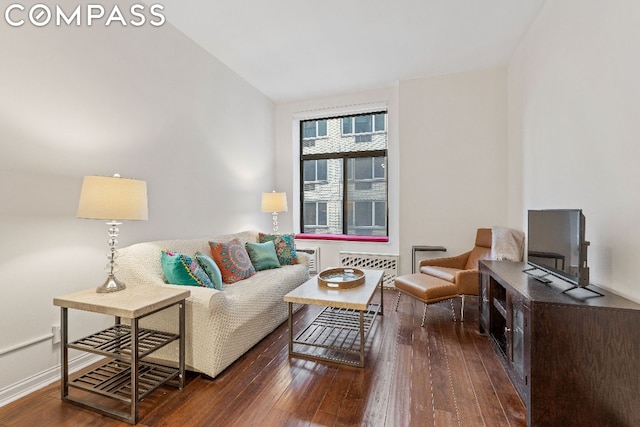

{"left": 527, "top": 209, "right": 589, "bottom": 286}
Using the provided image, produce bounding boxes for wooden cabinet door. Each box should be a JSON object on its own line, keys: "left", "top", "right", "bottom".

{"left": 507, "top": 292, "right": 530, "bottom": 402}
{"left": 479, "top": 271, "right": 490, "bottom": 333}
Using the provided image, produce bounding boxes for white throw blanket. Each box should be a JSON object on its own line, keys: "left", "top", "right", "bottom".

{"left": 491, "top": 226, "right": 525, "bottom": 262}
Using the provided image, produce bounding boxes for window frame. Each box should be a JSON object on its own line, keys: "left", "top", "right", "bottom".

{"left": 299, "top": 110, "right": 388, "bottom": 238}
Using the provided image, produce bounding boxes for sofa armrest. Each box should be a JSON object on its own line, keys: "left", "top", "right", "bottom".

{"left": 455, "top": 269, "right": 480, "bottom": 296}
{"left": 296, "top": 251, "right": 310, "bottom": 268}
{"left": 420, "top": 251, "right": 471, "bottom": 270}
{"left": 159, "top": 283, "right": 226, "bottom": 310}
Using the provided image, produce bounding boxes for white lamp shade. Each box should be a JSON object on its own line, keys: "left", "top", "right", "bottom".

{"left": 77, "top": 175, "right": 148, "bottom": 221}
{"left": 261, "top": 191, "right": 288, "bottom": 213}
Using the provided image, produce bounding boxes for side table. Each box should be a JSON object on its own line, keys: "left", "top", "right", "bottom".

{"left": 412, "top": 245, "right": 447, "bottom": 273}
{"left": 54, "top": 285, "right": 190, "bottom": 424}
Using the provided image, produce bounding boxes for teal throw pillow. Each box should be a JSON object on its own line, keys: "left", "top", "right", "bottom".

{"left": 161, "top": 250, "right": 214, "bottom": 288}
{"left": 246, "top": 241, "right": 281, "bottom": 271}
{"left": 195, "top": 252, "right": 223, "bottom": 290}
{"left": 259, "top": 233, "right": 299, "bottom": 265}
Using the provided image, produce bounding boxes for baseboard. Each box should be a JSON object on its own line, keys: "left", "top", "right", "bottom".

{"left": 0, "top": 353, "right": 103, "bottom": 408}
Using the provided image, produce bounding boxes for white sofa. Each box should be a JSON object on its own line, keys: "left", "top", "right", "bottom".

{"left": 116, "top": 230, "right": 310, "bottom": 379}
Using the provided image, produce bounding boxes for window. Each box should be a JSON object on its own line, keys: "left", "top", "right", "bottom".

{"left": 341, "top": 113, "right": 386, "bottom": 136}
{"left": 303, "top": 202, "right": 328, "bottom": 230}
{"left": 300, "top": 111, "right": 388, "bottom": 237}
{"left": 346, "top": 201, "right": 387, "bottom": 235}
{"left": 303, "top": 159, "right": 327, "bottom": 182}
{"left": 349, "top": 157, "right": 386, "bottom": 181}
{"left": 302, "top": 119, "right": 327, "bottom": 140}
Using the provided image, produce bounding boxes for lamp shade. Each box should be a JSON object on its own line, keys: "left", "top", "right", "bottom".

{"left": 77, "top": 175, "right": 148, "bottom": 221}
{"left": 261, "top": 191, "right": 287, "bottom": 213}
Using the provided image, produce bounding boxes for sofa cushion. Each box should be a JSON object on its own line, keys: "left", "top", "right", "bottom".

{"left": 209, "top": 238, "right": 257, "bottom": 284}
{"left": 161, "top": 250, "right": 214, "bottom": 288}
{"left": 195, "top": 252, "right": 223, "bottom": 290}
{"left": 259, "top": 233, "right": 299, "bottom": 265}
{"left": 246, "top": 241, "right": 281, "bottom": 271}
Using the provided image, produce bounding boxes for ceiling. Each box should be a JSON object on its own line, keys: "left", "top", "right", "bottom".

{"left": 159, "top": 0, "right": 547, "bottom": 103}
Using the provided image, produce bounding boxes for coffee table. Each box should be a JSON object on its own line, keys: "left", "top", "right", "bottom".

{"left": 284, "top": 268, "right": 384, "bottom": 367}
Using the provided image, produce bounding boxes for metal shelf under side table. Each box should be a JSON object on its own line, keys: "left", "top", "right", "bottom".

{"left": 54, "top": 286, "right": 189, "bottom": 425}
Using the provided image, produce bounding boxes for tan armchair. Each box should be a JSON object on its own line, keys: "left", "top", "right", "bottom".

{"left": 418, "top": 228, "right": 492, "bottom": 320}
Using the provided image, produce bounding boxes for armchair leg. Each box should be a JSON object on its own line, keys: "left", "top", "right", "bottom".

{"left": 395, "top": 291, "right": 402, "bottom": 311}
{"left": 421, "top": 304, "right": 427, "bottom": 327}
{"left": 460, "top": 295, "right": 466, "bottom": 322}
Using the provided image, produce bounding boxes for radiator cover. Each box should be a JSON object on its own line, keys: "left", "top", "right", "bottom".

{"left": 339, "top": 251, "right": 399, "bottom": 289}
{"left": 295, "top": 247, "right": 319, "bottom": 274}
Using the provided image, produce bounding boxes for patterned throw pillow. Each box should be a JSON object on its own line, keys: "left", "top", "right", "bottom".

{"left": 258, "top": 233, "right": 299, "bottom": 265}
{"left": 245, "top": 241, "right": 281, "bottom": 271}
{"left": 209, "top": 238, "right": 256, "bottom": 284}
{"left": 195, "top": 252, "right": 223, "bottom": 290}
{"left": 161, "top": 250, "right": 214, "bottom": 288}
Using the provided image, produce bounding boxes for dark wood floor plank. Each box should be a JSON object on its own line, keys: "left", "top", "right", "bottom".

{"left": 316, "top": 365, "right": 352, "bottom": 417}
{"left": 409, "top": 322, "right": 435, "bottom": 426}
{"left": 359, "top": 308, "right": 398, "bottom": 425}
{"left": 383, "top": 343, "right": 412, "bottom": 425}
{"left": 438, "top": 321, "right": 482, "bottom": 425}
{"left": 0, "top": 290, "right": 525, "bottom": 427}
{"left": 454, "top": 319, "right": 513, "bottom": 427}
{"left": 311, "top": 410, "right": 337, "bottom": 426}
{"left": 424, "top": 304, "right": 458, "bottom": 420}
{"left": 333, "top": 366, "right": 365, "bottom": 425}
{"left": 470, "top": 329, "right": 526, "bottom": 426}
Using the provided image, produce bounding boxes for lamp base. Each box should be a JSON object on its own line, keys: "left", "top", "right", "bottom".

{"left": 96, "top": 274, "right": 127, "bottom": 293}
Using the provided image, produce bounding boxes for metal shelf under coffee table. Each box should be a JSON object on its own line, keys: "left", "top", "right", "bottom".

{"left": 284, "top": 269, "right": 384, "bottom": 367}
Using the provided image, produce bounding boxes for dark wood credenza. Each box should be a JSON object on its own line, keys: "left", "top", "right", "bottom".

{"left": 479, "top": 260, "right": 640, "bottom": 427}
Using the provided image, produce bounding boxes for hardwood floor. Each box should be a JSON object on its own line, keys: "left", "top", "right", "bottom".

{"left": 0, "top": 290, "right": 525, "bottom": 426}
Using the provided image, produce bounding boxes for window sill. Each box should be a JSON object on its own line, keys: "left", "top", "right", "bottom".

{"left": 295, "top": 234, "right": 389, "bottom": 243}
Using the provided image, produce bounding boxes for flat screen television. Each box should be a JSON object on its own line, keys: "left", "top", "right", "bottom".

{"left": 526, "top": 209, "right": 600, "bottom": 295}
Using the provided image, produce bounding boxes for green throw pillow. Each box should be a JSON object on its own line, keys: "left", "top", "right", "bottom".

{"left": 161, "top": 250, "right": 214, "bottom": 288}
{"left": 246, "top": 241, "right": 281, "bottom": 271}
{"left": 195, "top": 252, "right": 223, "bottom": 290}
{"left": 258, "top": 233, "right": 299, "bottom": 265}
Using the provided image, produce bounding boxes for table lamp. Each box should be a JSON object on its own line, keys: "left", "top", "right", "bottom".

{"left": 261, "top": 191, "right": 287, "bottom": 233}
{"left": 77, "top": 174, "right": 148, "bottom": 293}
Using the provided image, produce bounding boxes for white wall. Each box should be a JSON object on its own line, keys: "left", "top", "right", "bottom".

{"left": 0, "top": 1, "right": 275, "bottom": 403}
{"left": 274, "top": 69, "right": 508, "bottom": 276}
{"left": 275, "top": 88, "right": 400, "bottom": 270}
{"left": 399, "top": 68, "right": 509, "bottom": 274}
{"left": 508, "top": 0, "right": 640, "bottom": 301}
